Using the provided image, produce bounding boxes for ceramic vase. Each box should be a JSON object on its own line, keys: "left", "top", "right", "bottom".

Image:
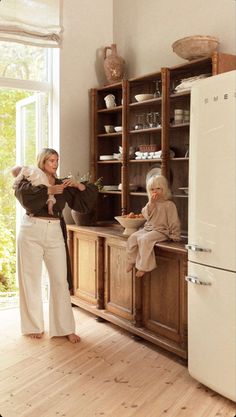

{"left": 103, "top": 43, "right": 125, "bottom": 84}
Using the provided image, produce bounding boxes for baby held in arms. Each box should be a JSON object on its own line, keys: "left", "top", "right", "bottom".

{"left": 126, "top": 174, "right": 181, "bottom": 278}
{"left": 11, "top": 165, "right": 56, "bottom": 215}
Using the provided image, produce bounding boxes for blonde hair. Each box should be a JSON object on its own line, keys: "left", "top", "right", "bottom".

{"left": 146, "top": 174, "right": 172, "bottom": 201}
{"left": 37, "top": 148, "right": 59, "bottom": 171}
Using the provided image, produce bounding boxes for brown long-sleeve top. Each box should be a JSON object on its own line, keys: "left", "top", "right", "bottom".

{"left": 14, "top": 178, "right": 98, "bottom": 218}
{"left": 142, "top": 199, "right": 181, "bottom": 241}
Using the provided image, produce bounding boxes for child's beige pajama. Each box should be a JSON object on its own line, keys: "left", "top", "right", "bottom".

{"left": 126, "top": 199, "right": 181, "bottom": 272}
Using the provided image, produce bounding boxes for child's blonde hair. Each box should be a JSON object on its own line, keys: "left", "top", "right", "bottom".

{"left": 146, "top": 174, "right": 172, "bottom": 201}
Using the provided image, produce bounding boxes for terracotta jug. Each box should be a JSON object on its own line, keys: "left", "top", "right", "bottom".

{"left": 103, "top": 43, "right": 125, "bottom": 84}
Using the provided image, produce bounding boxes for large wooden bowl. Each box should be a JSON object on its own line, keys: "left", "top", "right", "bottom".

{"left": 172, "top": 35, "right": 219, "bottom": 61}
{"left": 115, "top": 216, "right": 146, "bottom": 236}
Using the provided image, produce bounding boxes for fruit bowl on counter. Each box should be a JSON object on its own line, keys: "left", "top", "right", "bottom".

{"left": 115, "top": 214, "right": 146, "bottom": 235}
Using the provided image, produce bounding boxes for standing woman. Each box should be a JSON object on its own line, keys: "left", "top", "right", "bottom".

{"left": 14, "top": 148, "right": 97, "bottom": 343}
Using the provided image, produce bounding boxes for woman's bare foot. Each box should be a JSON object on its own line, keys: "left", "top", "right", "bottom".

{"left": 67, "top": 333, "right": 81, "bottom": 343}
{"left": 136, "top": 270, "right": 145, "bottom": 278}
{"left": 28, "top": 332, "right": 44, "bottom": 339}
{"left": 126, "top": 262, "right": 134, "bottom": 273}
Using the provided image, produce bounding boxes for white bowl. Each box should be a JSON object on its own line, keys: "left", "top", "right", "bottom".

{"left": 135, "top": 94, "right": 154, "bottom": 102}
{"left": 114, "top": 126, "right": 122, "bottom": 132}
{"left": 172, "top": 35, "right": 219, "bottom": 61}
{"left": 117, "top": 184, "right": 138, "bottom": 191}
{"left": 115, "top": 216, "right": 146, "bottom": 235}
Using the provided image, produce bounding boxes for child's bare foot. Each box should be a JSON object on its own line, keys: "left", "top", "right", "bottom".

{"left": 136, "top": 270, "right": 145, "bottom": 278}
{"left": 67, "top": 333, "right": 81, "bottom": 343}
{"left": 126, "top": 262, "right": 134, "bottom": 273}
{"left": 28, "top": 332, "right": 44, "bottom": 339}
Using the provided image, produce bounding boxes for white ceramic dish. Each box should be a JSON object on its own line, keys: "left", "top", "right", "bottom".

{"left": 135, "top": 94, "right": 154, "bottom": 102}
{"left": 114, "top": 126, "right": 122, "bottom": 132}
{"left": 103, "top": 185, "right": 119, "bottom": 191}
{"left": 118, "top": 183, "right": 138, "bottom": 191}
{"left": 115, "top": 216, "right": 146, "bottom": 235}
{"left": 172, "top": 35, "right": 219, "bottom": 61}
{"left": 99, "top": 155, "right": 114, "bottom": 160}
{"left": 113, "top": 153, "right": 122, "bottom": 160}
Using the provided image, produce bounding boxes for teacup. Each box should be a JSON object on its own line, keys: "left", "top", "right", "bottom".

{"left": 104, "top": 125, "right": 114, "bottom": 133}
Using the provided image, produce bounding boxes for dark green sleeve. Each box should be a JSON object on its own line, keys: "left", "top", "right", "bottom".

{"left": 14, "top": 179, "right": 48, "bottom": 213}
{"left": 64, "top": 183, "right": 98, "bottom": 213}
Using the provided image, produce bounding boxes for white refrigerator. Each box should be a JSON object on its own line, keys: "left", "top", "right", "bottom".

{"left": 186, "top": 70, "right": 236, "bottom": 401}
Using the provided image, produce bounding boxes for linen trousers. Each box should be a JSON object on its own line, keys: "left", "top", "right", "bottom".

{"left": 126, "top": 228, "right": 167, "bottom": 272}
{"left": 17, "top": 215, "right": 75, "bottom": 337}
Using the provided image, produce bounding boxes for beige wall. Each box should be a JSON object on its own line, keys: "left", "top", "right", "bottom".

{"left": 113, "top": 0, "right": 236, "bottom": 77}
{"left": 60, "top": 0, "right": 113, "bottom": 220}
{"left": 59, "top": 0, "right": 113, "bottom": 223}
{"left": 60, "top": 0, "right": 113, "bottom": 181}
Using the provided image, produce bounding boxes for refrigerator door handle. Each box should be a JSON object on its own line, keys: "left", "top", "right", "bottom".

{"left": 185, "top": 275, "right": 212, "bottom": 286}
{"left": 185, "top": 244, "right": 211, "bottom": 252}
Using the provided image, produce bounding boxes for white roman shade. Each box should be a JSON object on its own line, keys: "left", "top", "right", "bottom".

{"left": 0, "top": 0, "right": 63, "bottom": 47}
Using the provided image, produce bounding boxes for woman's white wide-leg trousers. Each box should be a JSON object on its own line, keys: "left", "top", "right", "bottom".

{"left": 17, "top": 215, "right": 75, "bottom": 337}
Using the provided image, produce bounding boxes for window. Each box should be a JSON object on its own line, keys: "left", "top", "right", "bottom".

{"left": 0, "top": 40, "right": 58, "bottom": 305}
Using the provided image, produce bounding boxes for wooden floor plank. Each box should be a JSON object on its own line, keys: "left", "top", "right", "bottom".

{"left": 0, "top": 306, "right": 235, "bottom": 417}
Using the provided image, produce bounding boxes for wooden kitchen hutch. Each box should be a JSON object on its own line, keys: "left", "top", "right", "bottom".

{"left": 68, "top": 52, "right": 236, "bottom": 359}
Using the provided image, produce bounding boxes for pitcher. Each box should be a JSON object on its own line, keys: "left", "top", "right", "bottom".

{"left": 104, "top": 94, "right": 116, "bottom": 109}
{"left": 103, "top": 43, "right": 125, "bottom": 84}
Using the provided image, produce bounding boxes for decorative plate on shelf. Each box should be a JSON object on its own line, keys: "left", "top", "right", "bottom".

{"left": 146, "top": 164, "right": 174, "bottom": 186}
{"left": 146, "top": 164, "right": 162, "bottom": 183}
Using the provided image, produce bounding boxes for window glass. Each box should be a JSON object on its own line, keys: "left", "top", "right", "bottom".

{"left": 22, "top": 101, "right": 36, "bottom": 165}
{"left": 16, "top": 92, "right": 49, "bottom": 164}
{"left": 0, "top": 41, "right": 48, "bottom": 82}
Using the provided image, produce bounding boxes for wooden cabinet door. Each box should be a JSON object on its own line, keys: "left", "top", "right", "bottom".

{"left": 73, "top": 231, "right": 101, "bottom": 305}
{"left": 142, "top": 248, "right": 187, "bottom": 350}
{"left": 105, "top": 237, "right": 134, "bottom": 320}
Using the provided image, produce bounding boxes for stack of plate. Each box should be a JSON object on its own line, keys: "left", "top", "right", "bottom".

{"left": 99, "top": 155, "right": 114, "bottom": 160}
{"left": 103, "top": 185, "right": 119, "bottom": 191}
